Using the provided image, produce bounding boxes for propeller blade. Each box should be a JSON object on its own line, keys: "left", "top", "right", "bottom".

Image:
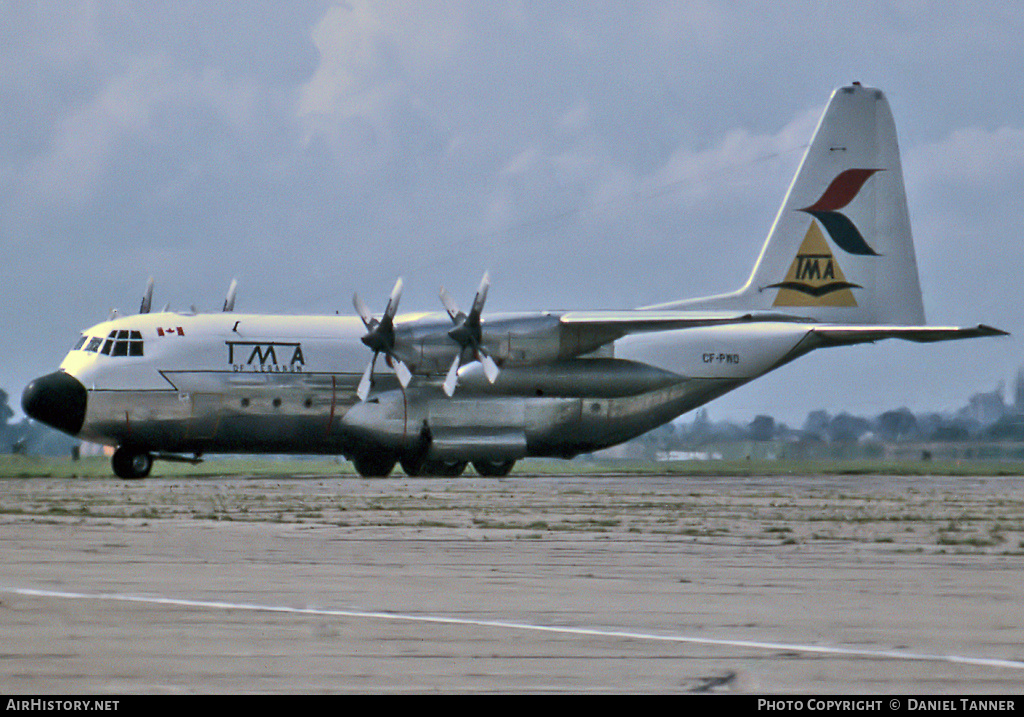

{"left": 384, "top": 277, "right": 403, "bottom": 320}
{"left": 223, "top": 276, "right": 238, "bottom": 311}
{"left": 470, "top": 271, "right": 490, "bottom": 318}
{"left": 353, "top": 292, "right": 373, "bottom": 328}
{"left": 479, "top": 351, "right": 500, "bottom": 384}
{"left": 357, "top": 356, "right": 375, "bottom": 401}
{"left": 392, "top": 358, "right": 412, "bottom": 388}
{"left": 439, "top": 286, "right": 462, "bottom": 322}
{"left": 139, "top": 277, "right": 154, "bottom": 314}
{"left": 222, "top": 278, "right": 238, "bottom": 312}
{"left": 443, "top": 352, "right": 461, "bottom": 397}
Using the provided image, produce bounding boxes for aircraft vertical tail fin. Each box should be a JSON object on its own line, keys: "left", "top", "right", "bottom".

{"left": 649, "top": 83, "right": 926, "bottom": 325}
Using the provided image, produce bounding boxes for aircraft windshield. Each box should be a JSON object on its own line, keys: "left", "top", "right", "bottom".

{"left": 75, "top": 331, "right": 144, "bottom": 357}
{"left": 101, "top": 330, "right": 144, "bottom": 357}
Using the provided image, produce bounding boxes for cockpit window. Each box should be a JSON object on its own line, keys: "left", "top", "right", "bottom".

{"left": 76, "top": 330, "right": 144, "bottom": 356}
{"left": 100, "top": 330, "right": 144, "bottom": 357}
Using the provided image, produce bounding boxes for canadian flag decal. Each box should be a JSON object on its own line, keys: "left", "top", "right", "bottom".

{"left": 157, "top": 327, "right": 185, "bottom": 337}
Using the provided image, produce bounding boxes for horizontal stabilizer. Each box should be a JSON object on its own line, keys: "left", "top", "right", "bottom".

{"left": 810, "top": 324, "right": 1008, "bottom": 347}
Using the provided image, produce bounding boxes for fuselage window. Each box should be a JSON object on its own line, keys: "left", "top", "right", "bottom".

{"left": 72, "top": 336, "right": 87, "bottom": 351}
{"left": 84, "top": 337, "right": 103, "bottom": 353}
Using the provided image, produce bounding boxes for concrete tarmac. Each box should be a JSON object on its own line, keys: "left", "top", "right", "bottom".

{"left": 2, "top": 471, "right": 1024, "bottom": 693}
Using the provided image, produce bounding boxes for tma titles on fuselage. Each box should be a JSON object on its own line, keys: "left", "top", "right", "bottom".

{"left": 22, "top": 83, "right": 1007, "bottom": 479}
{"left": 227, "top": 341, "right": 306, "bottom": 373}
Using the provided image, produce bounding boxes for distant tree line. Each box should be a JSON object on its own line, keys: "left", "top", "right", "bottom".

{"left": 0, "top": 388, "right": 80, "bottom": 457}
{"left": 684, "top": 405, "right": 1024, "bottom": 445}
{"left": 630, "top": 395, "right": 1024, "bottom": 461}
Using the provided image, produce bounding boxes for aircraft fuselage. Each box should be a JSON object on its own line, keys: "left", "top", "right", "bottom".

{"left": 32, "top": 310, "right": 813, "bottom": 474}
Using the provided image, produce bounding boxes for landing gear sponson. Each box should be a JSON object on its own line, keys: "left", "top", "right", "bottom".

{"left": 352, "top": 451, "right": 515, "bottom": 478}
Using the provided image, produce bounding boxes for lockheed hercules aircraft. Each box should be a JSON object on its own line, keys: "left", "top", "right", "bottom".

{"left": 23, "top": 84, "right": 1005, "bottom": 478}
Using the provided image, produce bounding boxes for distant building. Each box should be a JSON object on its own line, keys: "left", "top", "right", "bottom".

{"left": 959, "top": 382, "right": 1006, "bottom": 426}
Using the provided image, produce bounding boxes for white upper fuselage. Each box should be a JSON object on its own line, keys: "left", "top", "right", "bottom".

{"left": 62, "top": 311, "right": 370, "bottom": 392}
{"left": 63, "top": 310, "right": 813, "bottom": 389}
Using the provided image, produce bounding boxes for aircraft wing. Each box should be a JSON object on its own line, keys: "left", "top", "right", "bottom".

{"left": 558, "top": 309, "right": 812, "bottom": 335}
{"left": 557, "top": 311, "right": 1007, "bottom": 359}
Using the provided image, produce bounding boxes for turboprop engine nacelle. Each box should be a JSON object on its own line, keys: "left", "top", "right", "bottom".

{"left": 395, "top": 313, "right": 614, "bottom": 376}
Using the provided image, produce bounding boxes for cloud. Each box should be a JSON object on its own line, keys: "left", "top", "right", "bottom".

{"left": 645, "top": 105, "right": 821, "bottom": 210}
{"left": 21, "top": 54, "right": 178, "bottom": 207}
{"left": 297, "top": 2, "right": 466, "bottom": 161}
{"left": 909, "top": 124, "right": 1024, "bottom": 190}
{"left": 3, "top": 1, "right": 1023, "bottom": 425}
{"left": 905, "top": 124, "right": 1024, "bottom": 324}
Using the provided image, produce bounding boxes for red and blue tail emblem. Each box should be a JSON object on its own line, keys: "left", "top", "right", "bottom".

{"left": 799, "top": 169, "right": 881, "bottom": 256}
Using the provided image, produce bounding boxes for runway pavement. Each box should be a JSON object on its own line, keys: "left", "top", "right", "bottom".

{"left": 2, "top": 471, "right": 1024, "bottom": 693}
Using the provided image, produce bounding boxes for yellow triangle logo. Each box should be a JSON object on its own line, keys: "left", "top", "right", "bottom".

{"left": 770, "top": 222, "right": 859, "bottom": 307}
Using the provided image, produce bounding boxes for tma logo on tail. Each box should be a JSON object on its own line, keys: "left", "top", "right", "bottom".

{"left": 770, "top": 168, "right": 881, "bottom": 307}
{"left": 769, "top": 222, "right": 860, "bottom": 306}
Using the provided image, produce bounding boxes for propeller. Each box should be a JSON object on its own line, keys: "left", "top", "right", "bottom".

{"left": 439, "top": 271, "right": 500, "bottom": 397}
{"left": 353, "top": 277, "right": 413, "bottom": 401}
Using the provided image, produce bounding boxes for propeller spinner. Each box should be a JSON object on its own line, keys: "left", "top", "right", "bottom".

{"left": 439, "top": 271, "right": 500, "bottom": 397}
{"left": 353, "top": 278, "right": 413, "bottom": 401}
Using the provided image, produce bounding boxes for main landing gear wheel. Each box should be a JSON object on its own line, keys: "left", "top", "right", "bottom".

{"left": 352, "top": 452, "right": 396, "bottom": 477}
{"left": 400, "top": 457, "right": 467, "bottom": 477}
{"left": 400, "top": 454, "right": 425, "bottom": 476}
{"left": 426, "top": 460, "right": 467, "bottom": 477}
{"left": 473, "top": 459, "right": 516, "bottom": 477}
{"left": 112, "top": 447, "right": 153, "bottom": 480}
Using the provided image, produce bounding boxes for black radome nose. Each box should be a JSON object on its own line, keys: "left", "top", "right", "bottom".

{"left": 22, "top": 371, "right": 88, "bottom": 437}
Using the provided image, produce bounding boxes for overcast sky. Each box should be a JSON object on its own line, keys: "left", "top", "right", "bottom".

{"left": 3, "top": 1, "right": 1022, "bottom": 425}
